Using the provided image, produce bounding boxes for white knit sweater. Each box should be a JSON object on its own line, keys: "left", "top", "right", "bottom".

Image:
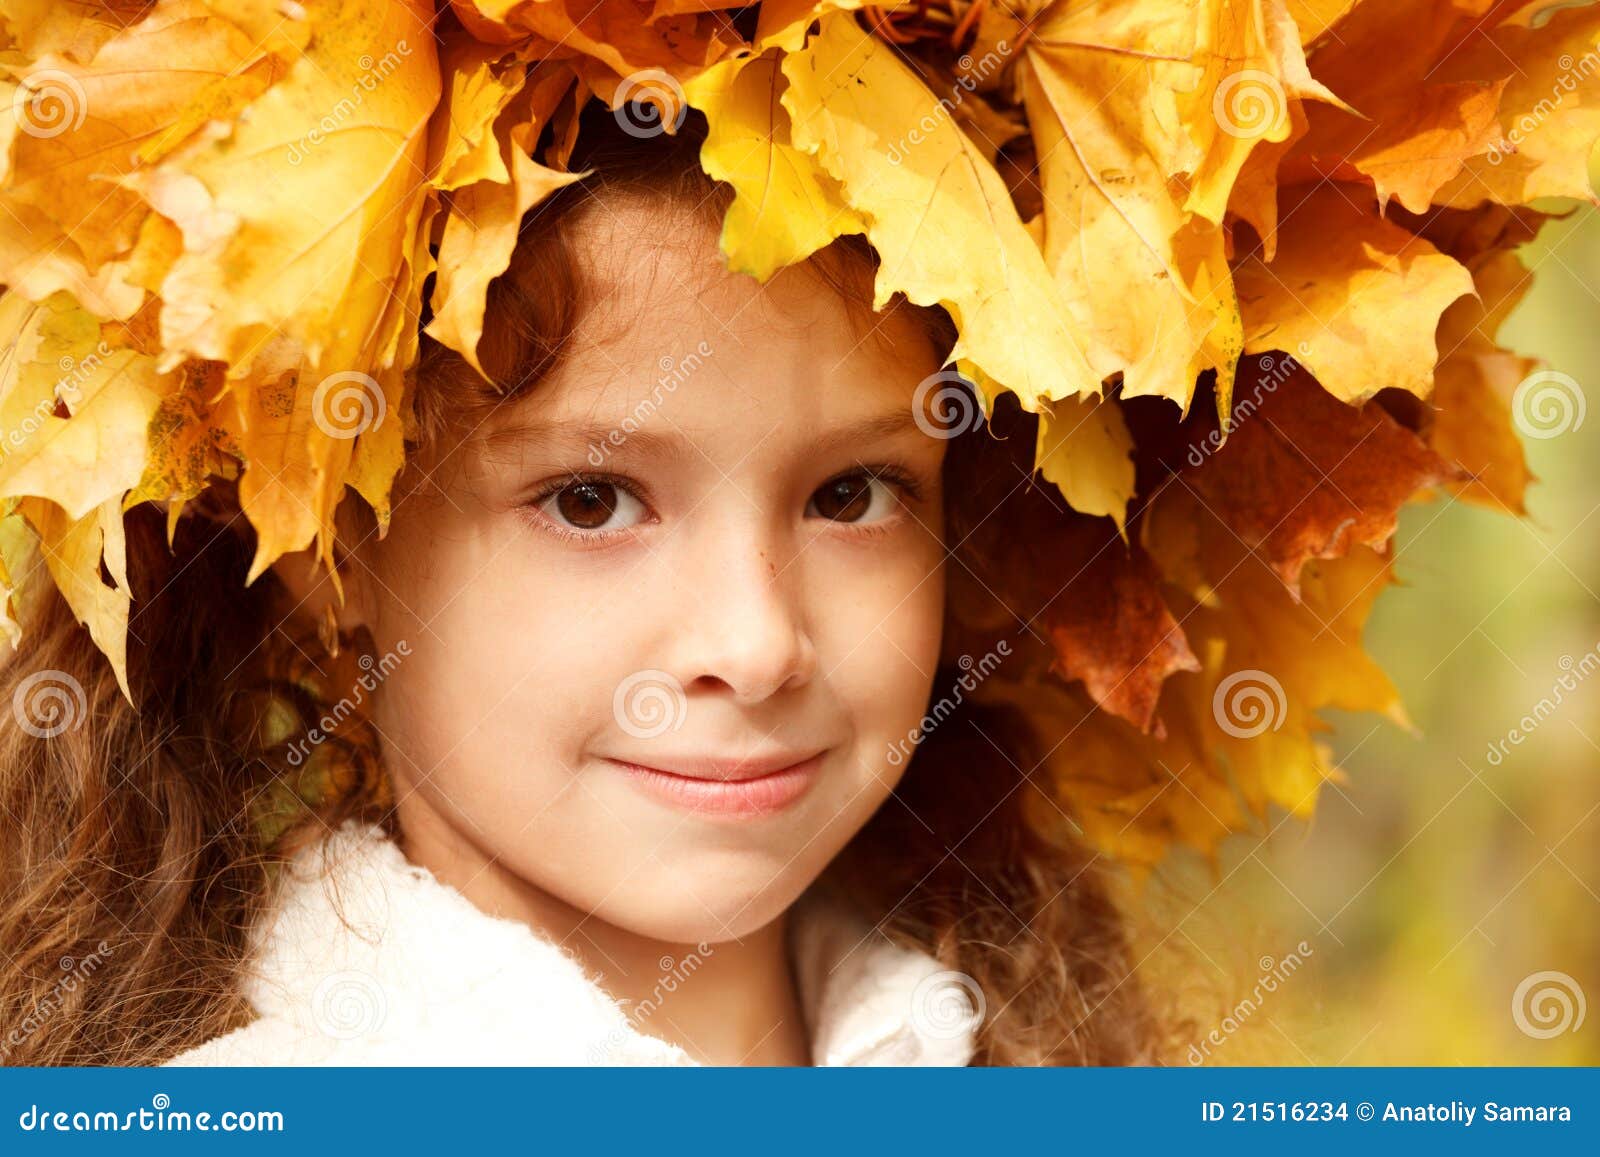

{"left": 164, "top": 821, "right": 977, "bottom": 1066}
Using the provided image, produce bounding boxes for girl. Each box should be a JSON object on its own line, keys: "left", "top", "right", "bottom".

{"left": 0, "top": 106, "right": 1167, "bottom": 1067}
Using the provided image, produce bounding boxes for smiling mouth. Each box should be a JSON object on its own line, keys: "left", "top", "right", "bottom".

{"left": 603, "top": 752, "right": 826, "bottom": 817}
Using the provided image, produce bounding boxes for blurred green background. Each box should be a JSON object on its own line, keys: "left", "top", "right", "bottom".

{"left": 1146, "top": 199, "right": 1599, "bottom": 1065}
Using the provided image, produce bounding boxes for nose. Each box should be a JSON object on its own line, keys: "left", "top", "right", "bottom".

{"left": 666, "top": 519, "right": 818, "bottom": 705}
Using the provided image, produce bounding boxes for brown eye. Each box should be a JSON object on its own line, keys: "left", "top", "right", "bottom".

{"left": 557, "top": 482, "right": 618, "bottom": 528}
{"left": 807, "top": 473, "right": 889, "bottom": 523}
{"left": 536, "top": 479, "right": 646, "bottom": 534}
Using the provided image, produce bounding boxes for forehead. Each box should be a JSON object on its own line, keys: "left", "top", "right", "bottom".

{"left": 482, "top": 194, "right": 946, "bottom": 446}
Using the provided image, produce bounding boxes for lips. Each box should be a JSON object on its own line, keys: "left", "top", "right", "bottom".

{"left": 603, "top": 751, "right": 826, "bottom": 817}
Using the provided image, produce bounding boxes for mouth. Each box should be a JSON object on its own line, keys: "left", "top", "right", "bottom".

{"left": 602, "top": 751, "right": 827, "bottom": 817}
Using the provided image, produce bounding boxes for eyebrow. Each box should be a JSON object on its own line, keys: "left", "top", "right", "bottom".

{"left": 478, "top": 414, "right": 687, "bottom": 465}
{"left": 477, "top": 406, "right": 926, "bottom": 465}
{"left": 806, "top": 408, "right": 927, "bottom": 457}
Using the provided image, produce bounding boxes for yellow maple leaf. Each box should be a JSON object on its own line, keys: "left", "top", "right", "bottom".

{"left": 779, "top": 12, "right": 1138, "bottom": 522}
{"left": 1034, "top": 395, "right": 1137, "bottom": 532}
{"left": 124, "top": 360, "right": 237, "bottom": 515}
{"left": 348, "top": 207, "right": 436, "bottom": 536}
{"left": 0, "top": 0, "right": 143, "bottom": 59}
{"left": 0, "top": 500, "right": 42, "bottom": 647}
{"left": 429, "top": 34, "right": 538, "bottom": 195}
{"left": 1019, "top": 0, "right": 1342, "bottom": 422}
{"left": 684, "top": 50, "right": 865, "bottom": 282}
{"left": 753, "top": 0, "right": 865, "bottom": 50}
{"left": 427, "top": 74, "right": 585, "bottom": 377}
{"left": 0, "top": 0, "right": 296, "bottom": 318}
{"left": 124, "top": 0, "right": 439, "bottom": 379}
{"left": 17, "top": 494, "right": 133, "bottom": 701}
{"left": 1428, "top": 248, "right": 1537, "bottom": 514}
{"left": 1234, "top": 184, "right": 1474, "bottom": 402}
{"left": 79, "top": 0, "right": 444, "bottom": 580}
{"left": 1013, "top": 527, "right": 1403, "bottom": 874}
{"left": 1181, "top": 0, "right": 1347, "bottom": 223}
{"left": 782, "top": 13, "right": 1098, "bottom": 409}
{"left": 0, "top": 293, "right": 165, "bottom": 521}
{"left": 1434, "top": 3, "right": 1600, "bottom": 208}
{"left": 1286, "top": 0, "right": 1513, "bottom": 213}
{"left": 1021, "top": 3, "right": 1243, "bottom": 415}
{"left": 452, "top": 0, "right": 741, "bottom": 78}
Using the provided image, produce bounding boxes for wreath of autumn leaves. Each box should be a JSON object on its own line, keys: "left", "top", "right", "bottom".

{"left": 0, "top": 0, "right": 1594, "bottom": 870}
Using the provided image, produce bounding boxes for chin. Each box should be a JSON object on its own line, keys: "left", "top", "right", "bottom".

{"left": 598, "top": 865, "right": 816, "bottom": 945}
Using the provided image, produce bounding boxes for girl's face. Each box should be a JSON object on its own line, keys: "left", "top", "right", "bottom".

{"left": 353, "top": 199, "right": 950, "bottom": 944}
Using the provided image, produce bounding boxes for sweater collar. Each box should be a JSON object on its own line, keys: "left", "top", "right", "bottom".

{"left": 180, "top": 821, "right": 977, "bottom": 1067}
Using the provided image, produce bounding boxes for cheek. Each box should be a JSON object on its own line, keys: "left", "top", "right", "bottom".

{"left": 817, "top": 533, "right": 947, "bottom": 753}
{"left": 362, "top": 525, "right": 641, "bottom": 796}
